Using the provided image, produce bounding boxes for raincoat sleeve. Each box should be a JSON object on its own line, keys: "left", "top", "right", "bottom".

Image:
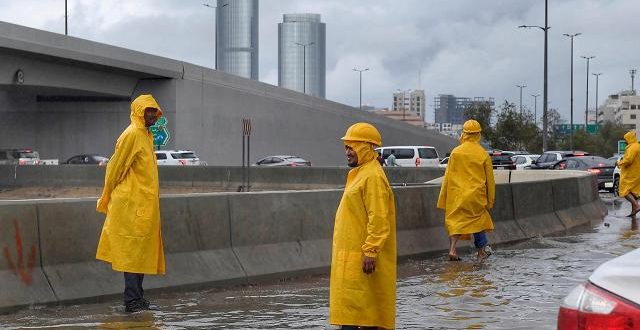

{"left": 437, "top": 167, "right": 449, "bottom": 209}
{"left": 485, "top": 156, "right": 495, "bottom": 209}
{"left": 618, "top": 146, "right": 638, "bottom": 169}
{"left": 96, "top": 132, "right": 141, "bottom": 214}
{"left": 361, "top": 176, "right": 392, "bottom": 258}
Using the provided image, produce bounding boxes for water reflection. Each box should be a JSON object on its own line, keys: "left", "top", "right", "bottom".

{"left": 99, "top": 312, "right": 159, "bottom": 329}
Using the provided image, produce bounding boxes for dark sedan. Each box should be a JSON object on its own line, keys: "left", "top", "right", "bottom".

{"left": 553, "top": 156, "right": 615, "bottom": 189}
{"left": 489, "top": 151, "right": 516, "bottom": 170}
{"left": 65, "top": 154, "right": 109, "bottom": 166}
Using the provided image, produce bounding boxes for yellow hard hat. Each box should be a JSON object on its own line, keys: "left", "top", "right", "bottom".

{"left": 463, "top": 120, "right": 482, "bottom": 133}
{"left": 341, "top": 122, "right": 382, "bottom": 146}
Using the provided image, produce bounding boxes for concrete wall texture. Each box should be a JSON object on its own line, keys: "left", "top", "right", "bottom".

{"left": 0, "top": 21, "right": 458, "bottom": 165}
{"left": 0, "top": 173, "right": 606, "bottom": 311}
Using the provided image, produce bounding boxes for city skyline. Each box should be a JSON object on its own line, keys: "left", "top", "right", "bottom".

{"left": 0, "top": 0, "right": 637, "bottom": 123}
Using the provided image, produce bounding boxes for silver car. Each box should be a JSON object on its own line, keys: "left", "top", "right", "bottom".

{"left": 557, "top": 248, "right": 640, "bottom": 328}
{"left": 254, "top": 155, "right": 311, "bottom": 167}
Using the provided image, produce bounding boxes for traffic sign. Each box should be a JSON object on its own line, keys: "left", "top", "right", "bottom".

{"left": 618, "top": 140, "right": 627, "bottom": 154}
{"left": 150, "top": 116, "right": 170, "bottom": 146}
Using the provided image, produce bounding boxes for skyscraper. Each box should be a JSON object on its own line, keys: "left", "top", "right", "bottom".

{"left": 216, "top": 0, "right": 259, "bottom": 80}
{"left": 278, "top": 14, "right": 326, "bottom": 98}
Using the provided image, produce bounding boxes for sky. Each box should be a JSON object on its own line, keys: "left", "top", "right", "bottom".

{"left": 0, "top": 0, "right": 637, "bottom": 124}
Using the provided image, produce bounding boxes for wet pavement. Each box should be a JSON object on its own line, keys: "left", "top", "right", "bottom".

{"left": 1, "top": 195, "right": 639, "bottom": 329}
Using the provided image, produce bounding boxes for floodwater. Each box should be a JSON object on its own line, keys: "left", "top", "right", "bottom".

{"left": 1, "top": 195, "right": 639, "bottom": 330}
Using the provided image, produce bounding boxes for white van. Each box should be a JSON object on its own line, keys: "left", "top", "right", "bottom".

{"left": 375, "top": 146, "right": 440, "bottom": 167}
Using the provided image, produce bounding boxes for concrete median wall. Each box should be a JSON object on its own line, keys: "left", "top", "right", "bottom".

{"left": 0, "top": 165, "right": 444, "bottom": 191}
{"left": 0, "top": 173, "right": 604, "bottom": 311}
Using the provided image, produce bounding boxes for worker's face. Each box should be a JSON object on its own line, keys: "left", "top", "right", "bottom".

{"left": 144, "top": 108, "right": 159, "bottom": 127}
{"left": 345, "top": 145, "right": 358, "bottom": 167}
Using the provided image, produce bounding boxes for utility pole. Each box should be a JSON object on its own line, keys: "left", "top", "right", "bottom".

{"left": 581, "top": 56, "right": 595, "bottom": 129}
{"left": 65, "top": 0, "right": 68, "bottom": 35}
{"left": 531, "top": 94, "right": 540, "bottom": 125}
{"left": 353, "top": 68, "right": 370, "bottom": 110}
{"left": 631, "top": 69, "right": 637, "bottom": 94}
{"left": 593, "top": 73, "right": 602, "bottom": 125}
{"left": 203, "top": 2, "right": 228, "bottom": 69}
{"left": 518, "top": 0, "right": 550, "bottom": 151}
{"left": 516, "top": 84, "right": 526, "bottom": 115}
{"left": 563, "top": 33, "right": 581, "bottom": 151}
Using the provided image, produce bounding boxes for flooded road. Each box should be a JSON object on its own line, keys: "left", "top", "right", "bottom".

{"left": 1, "top": 196, "right": 638, "bottom": 329}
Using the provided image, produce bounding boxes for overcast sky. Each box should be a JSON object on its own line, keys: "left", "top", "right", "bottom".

{"left": 0, "top": 0, "right": 637, "bottom": 123}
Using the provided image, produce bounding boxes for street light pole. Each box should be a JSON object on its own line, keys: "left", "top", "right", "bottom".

{"left": 581, "top": 55, "right": 595, "bottom": 130}
{"left": 353, "top": 68, "right": 370, "bottom": 110}
{"left": 593, "top": 73, "right": 602, "bottom": 124}
{"left": 518, "top": 0, "right": 550, "bottom": 151}
{"left": 563, "top": 33, "right": 581, "bottom": 151}
{"left": 295, "top": 42, "right": 315, "bottom": 95}
{"left": 203, "top": 2, "right": 228, "bottom": 69}
{"left": 65, "top": 0, "right": 68, "bottom": 35}
{"left": 531, "top": 93, "right": 540, "bottom": 125}
{"left": 516, "top": 84, "right": 527, "bottom": 115}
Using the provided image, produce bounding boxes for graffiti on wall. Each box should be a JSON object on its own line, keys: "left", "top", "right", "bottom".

{"left": 3, "top": 219, "right": 37, "bottom": 285}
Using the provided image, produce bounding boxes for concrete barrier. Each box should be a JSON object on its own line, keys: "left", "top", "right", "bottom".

{"left": 0, "top": 171, "right": 605, "bottom": 311}
{"left": 0, "top": 202, "right": 56, "bottom": 310}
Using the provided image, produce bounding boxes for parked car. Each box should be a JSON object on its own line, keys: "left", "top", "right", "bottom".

{"left": 489, "top": 151, "right": 516, "bottom": 170}
{"left": 65, "top": 154, "right": 108, "bottom": 166}
{"left": 557, "top": 248, "right": 640, "bottom": 329}
{"left": 512, "top": 154, "right": 540, "bottom": 170}
{"left": 0, "top": 148, "right": 40, "bottom": 165}
{"left": 553, "top": 156, "right": 615, "bottom": 190}
{"left": 375, "top": 146, "right": 440, "bottom": 167}
{"left": 155, "top": 150, "right": 206, "bottom": 166}
{"left": 529, "top": 150, "right": 590, "bottom": 169}
{"left": 254, "top": 155, "right": 311, "bottom": 167}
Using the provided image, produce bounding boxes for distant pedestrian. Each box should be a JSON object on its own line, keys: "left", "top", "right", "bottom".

{"left": 385, "top": 150, "right": 399, "bottom": 167}
{"left": 616, "top": 130, "right": 640, "bottom": 217}
{"left": 437, "top": 119, "right": 495, "bottom": 262}
{"left": 96, "top": 94, "right": 166, "bottom": 313}
{"left": 330, "top": 122, "right": 397, "bottom": 330}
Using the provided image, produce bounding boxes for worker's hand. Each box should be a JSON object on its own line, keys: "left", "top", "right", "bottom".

{"left": 362, "top": 255, "right": 376, "bottom": 274}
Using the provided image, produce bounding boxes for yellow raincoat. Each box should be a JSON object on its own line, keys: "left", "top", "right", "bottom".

{"left": 437, "top": 125, "right": 495, "bottom": 239}
{"left": 96, "top": 94, "right": 165, "bottom": 275}
{"left": 617, "top": 131, "right": 640, "bottom": 197}
{"left": 330, "top": 139, "right": 397, "bottom": 329}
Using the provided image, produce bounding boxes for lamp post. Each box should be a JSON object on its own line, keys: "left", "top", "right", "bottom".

{"left": 295, "top": 41, "right": 315, "bottom": 94}
{"left": 593, "top": 73, "right": 602, "bottom": 124}
{"left": 581, "top": 55, "right": 595, "bottom": 129}
{"left": 563, "top": 33, "right": 581, "bottom": 150}
{"left": 531, "top": 93, "right": 540, "bottom": 125}
{"left": 518, "top": 0, "right": 550, "bottom": 151}
{"left": 65, "top": 0, "right": 68, "bottom": 35}
{"left": 353, "top": 68, "right": 369, "bottom": 110}
{"left": 203, "top": 2, "right": 228, "bottom": 69}
{"left": 516, "top": 84, "right": 527, "bottom": 114}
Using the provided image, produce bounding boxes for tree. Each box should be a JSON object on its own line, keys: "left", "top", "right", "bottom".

{"left": 491, "top": 101, "right": 540, "bottom": 152}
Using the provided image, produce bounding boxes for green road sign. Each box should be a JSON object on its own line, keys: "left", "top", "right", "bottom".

{"left": 150, "top": 116, "right": 170, "bottom": 146}
{"left": 618, "top": 140, "right": 627, "bottom": 154}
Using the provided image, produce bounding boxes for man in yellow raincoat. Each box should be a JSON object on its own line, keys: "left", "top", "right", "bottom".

{"left": 96, "top": 94, "right": 165, "bottom": 313}
{"left": 330, "top": 122, "right": 397, "bottom": 330}
{"left": 616, "top": 130, "right": 640, "bottom": 217}
{"left": 437, "top": 119, "right": 495, "bottom": 262}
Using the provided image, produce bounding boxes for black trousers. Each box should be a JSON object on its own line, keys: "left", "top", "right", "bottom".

{"left": 124, "top": 272, "right": 145, "bottom": 304}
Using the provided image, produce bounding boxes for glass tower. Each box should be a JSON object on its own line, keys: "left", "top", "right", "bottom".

{"left": 216, "top": 0, "right": 259, "bottom": 80}
{"left": 278, "top": 14, "right": 326, "bottom": 98}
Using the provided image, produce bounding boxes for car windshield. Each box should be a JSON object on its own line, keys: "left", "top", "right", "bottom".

{"left": 172, "top": 152, "right": 197, "bottom": 159}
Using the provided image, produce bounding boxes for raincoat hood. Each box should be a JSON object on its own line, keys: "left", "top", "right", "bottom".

{"left": 624, "top": 130, "right": 637, "bottom": 144}
{"left": 460, "top": 120, "right": 482, "bottom": 143}
{"left": 344, "top": 140, "right": 377, "bottom": 167}
{"left": 130, "top": 94, "right": 163, "bottom": 128}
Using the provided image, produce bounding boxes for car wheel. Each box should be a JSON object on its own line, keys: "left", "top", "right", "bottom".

{"left": 613, "top": 175, "right": 619, "bottom": 197}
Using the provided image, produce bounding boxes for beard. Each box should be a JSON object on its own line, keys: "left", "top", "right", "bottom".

{"left": 347, "top": 159, "right": 358, "bottom": 167}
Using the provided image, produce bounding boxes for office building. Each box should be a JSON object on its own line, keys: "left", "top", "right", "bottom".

{"left": 216, "top": 0, "right": 259, "bottom": 80}
{"left": 278, "top": 14, "right": 326, "bottom": 98}
{"left": 434, "top": 95, "right": 494, "bottom": 125}
{"left": 392, "top": 89, "right": 425, "bottom": 121}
